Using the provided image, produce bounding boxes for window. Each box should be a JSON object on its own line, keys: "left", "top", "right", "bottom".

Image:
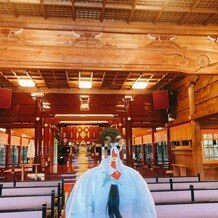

{"left": 21, "top": 147, "right": 28, "bottom": 164}
{"left": 10, "top": 146, "right": 18, "bottom": 165}
{"left": 203, "top": 133, "right": 218, "bottom": 160}
{"left": 156, "top": 142, "right": 169, "bottom": 168}
{"left": 144, "top": 143, "right": 153, "bottom": 164}
{"left": 0, "top": 145, "right": 6, "bottom": 168}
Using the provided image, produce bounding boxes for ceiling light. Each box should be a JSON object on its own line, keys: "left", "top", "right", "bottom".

{"left": 31, "top": 92, "right": 44, "bottom": 97}
{"left": 55, "top": 114, "right": 114, "bottom": 117}
{"left": 79, "top": 81, "right": 92, "bottom": 89}
{"left": 156, "top": 127, "right": 164, "bottom": 131}
{"left": 0, "top": 128, "right": 6, "bottom": 133}
{"left": 132, "top": 81, "right": 148, "bottom": 89}
{"left": 80, "top": 95, "right": 90, "bottom": 111}
{"left": 43, "top": 102, "right": 50, "bottom": 110}
{"left": 18, "top": 79, "right": 35, "bottom": 87}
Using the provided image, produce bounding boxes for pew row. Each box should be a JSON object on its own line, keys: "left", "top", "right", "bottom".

{"left": 0, "top": 185, "right": 61, "bottom": 217}
{"left": 152, "top": 188, "right": 218, "bottom": 203}
{"left": 0, "top": 204, "right": 47, "bottom": 218}
{"left": 155, "top": 201, "right": 218, "bottom": 218}
{"left": 144, "top": 175, "right": 200, "bottom": 183}
{"left": 0, "top": 192, "right": 55, "bottom": 218}
{"left": 0, "top": 179, "right": 65, "bottom": 210}
{"left": 148, "top": 181, "right": 218, "bottom": 191}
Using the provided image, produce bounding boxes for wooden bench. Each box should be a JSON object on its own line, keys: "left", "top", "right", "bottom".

{"left": 0, "top": 185, "right": 61, "bottom": 217}
{"left": 144, "top": 175, "right": 200, "bottom": 183}
{"left": 148, "top": 181, "right": 218, "bottom": 191}
{"left": 152, "top": 190, "right": 192, "bottom": 203}
{"left": 0, "top": 204, "right": 47, "bottom": 218}
{"left": 152, "top": 186, "right": 218, "bottom": 204}
{"left": 156, "top": 201, "right": 218, "bottom": 218}
{"left": 0, "top": 179, "right": 65, "bottom": 210}
{"left": 0, "top": 192, "right": 55, "bottom": 218}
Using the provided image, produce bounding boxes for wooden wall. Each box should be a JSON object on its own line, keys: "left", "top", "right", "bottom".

{"left": 170, "top": 75, "right": 218, "bottom": 180}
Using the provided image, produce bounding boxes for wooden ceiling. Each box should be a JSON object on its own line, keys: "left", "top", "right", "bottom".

{"left": 0, "top": 0, "right": 217, "bottom": 25}
{"left": 0, "top": 0, "right": 217, "bottom": 134}
{"left": 0, "top": 69, "right": 185, "bottom": 94}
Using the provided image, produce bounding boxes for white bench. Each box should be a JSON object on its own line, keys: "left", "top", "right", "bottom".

{"left": 145, "top": 176, "right": 199, "bottom": 184}
{"left": 156, "top": 202, "right": 218, "bottom": 218}
{"left": 148, "top": 181, "right": 218, "bottom": 191}
{"left": 1, "top": 179, "right": 65, "bottom": 210}
{"left": 0, "top": 204, "right": 46, "bottom": 218}
{"left": 0, "top": 192, "right": 55, "bottom": 218}
{"left": 0, "top": 185, "right": 61, "bottom": 217}
{"left": 152, "top": 190, "right": 192, "bottom": 203}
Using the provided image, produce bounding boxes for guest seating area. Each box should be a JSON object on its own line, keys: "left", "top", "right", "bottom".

{"left": 143, "top": 175, "right": 218, "bottom": 217}
{"left": 0, "top": 179, "right": 65, "bottom": 218}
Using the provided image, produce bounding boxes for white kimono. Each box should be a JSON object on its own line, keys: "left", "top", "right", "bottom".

{"left": 66, "top": 146, "right": 156, "bottom": 218}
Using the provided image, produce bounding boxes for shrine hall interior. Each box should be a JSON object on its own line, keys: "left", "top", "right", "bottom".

{"left": 0, "top": 0, "right": 218, "bottom": 185}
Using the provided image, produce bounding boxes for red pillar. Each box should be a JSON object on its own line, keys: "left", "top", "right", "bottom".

{"left": 151, "top": 128, "right": 157, "bottom": 166}
{"left": 34, "top": 98, "right": 43, "bottom": 164}
{"left": 125, "top": 98, "right": 133, "bottom": 168}
{"left": 43, "top": 123, "right": 50, "bottom": 164}
{"left": 6, "top": 128, "right": 11, "bottom": 168}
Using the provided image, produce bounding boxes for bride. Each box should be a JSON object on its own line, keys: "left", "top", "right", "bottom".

{"left": 66, "top": 135, "right": 156, "bottom": 218}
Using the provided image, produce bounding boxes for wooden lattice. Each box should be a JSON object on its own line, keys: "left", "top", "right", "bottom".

{"left": 166, "top": 0, "right": 195, "bottom": 8}
{"left": 131, "top": 10, "right": 157, "bottom": 22}
{"left": 196, "top": 0, "right": 218, "bottom": 9}
{"left": 77, "top": 0, "right": 103, "bottom": 3}
{"left": 45, "top": 5, "right": 72, "bottom": 17}
{"left": 159, "top": 11, "right": 185, "bottom": 23}
{"left": 76, "top": 7, "right": 101, "bottom": 19}
{"left": 14, "top": 3, "right": 43, "bottom": 17}
{"left": 0, "top": 3, "right": 13, "bottom": 14}
{"left": 107, "top": 0, "right": 132, "bottom": 5}
{"left": 104, "top": 8, "right": 131, "bottom": 21}
{"left": 184, "top": 12, "right": 212, "bottom": 25}
{"left": 137, "top": 0, "right": 164, "bottom": 7}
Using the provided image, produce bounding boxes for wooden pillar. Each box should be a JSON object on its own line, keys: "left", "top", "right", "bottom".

{"left": 34, "top": 98, "right": 43, "bottom": 164}
{"left": 151, "top": 128, "right": 157, "bottom": 166}
{"left": 191, "top": 121, "right": 203, "bottom": 177}
{"left": 188, "top": 84, "right": 196, "bottom": 115}
{"left": 167, "top": 127, "right": 173, "bottom": 169}
{"left": 125, "top": 98, "right": 133, "bottom": 168}
{"left": 6, "top": 128, "right": 11, "bottom": 168}
{"left": 43, "top": 123, "right": 50, "bottom": 164}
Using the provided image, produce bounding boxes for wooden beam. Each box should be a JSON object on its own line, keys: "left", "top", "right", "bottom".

{"left": 71, "top": 0, "right": 76, "bottom": 21}
{"left": 0, "top": 16, "right": 217, "bottom": 37}
{"left": 100, "top": 0, "right": 107, "bottom": 23}
{"left": 0, "top": 116, "right": 36, "bottom": 122}
{"left": 13, "top": 87, "right": 152, "bottom": 95}
{"left": 39, "top": 0, "right": 47, "bottom": 20}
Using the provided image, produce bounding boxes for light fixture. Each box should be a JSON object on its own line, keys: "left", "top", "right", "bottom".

{"left": 31, "top": 92, "right": 44, "bottom": 98}
{"left": 0, "top": 128, "right": 6, "bottom": 133}
{"left": 80, "top": 95, "right": 90, "bottom": 111}
{"left": 55, "top": 114, "right": 115, "bottom": 117}
{"left": 79, "top": 81, "right": 92, "bottom": 89}
{"left": 124, "top": 95, "right": 133, "bottom": 101}
{"left": 132, "top": 81, "right": 148, "bottom": 89}
{"left": 156, "top": 127, "right": 165, "bottom": 131}
{"left": 43, "top": 102, "right": 50, "bottom": 110}
{"left": 18, "top": 79, "right": 35, "bottom": 87}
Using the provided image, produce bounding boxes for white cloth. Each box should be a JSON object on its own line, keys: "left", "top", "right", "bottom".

{"left": 66, "top": 155, "right": 156, "bottom": 218}
{"left": 27, "top": 140, "right": 35, "bottom": 159}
